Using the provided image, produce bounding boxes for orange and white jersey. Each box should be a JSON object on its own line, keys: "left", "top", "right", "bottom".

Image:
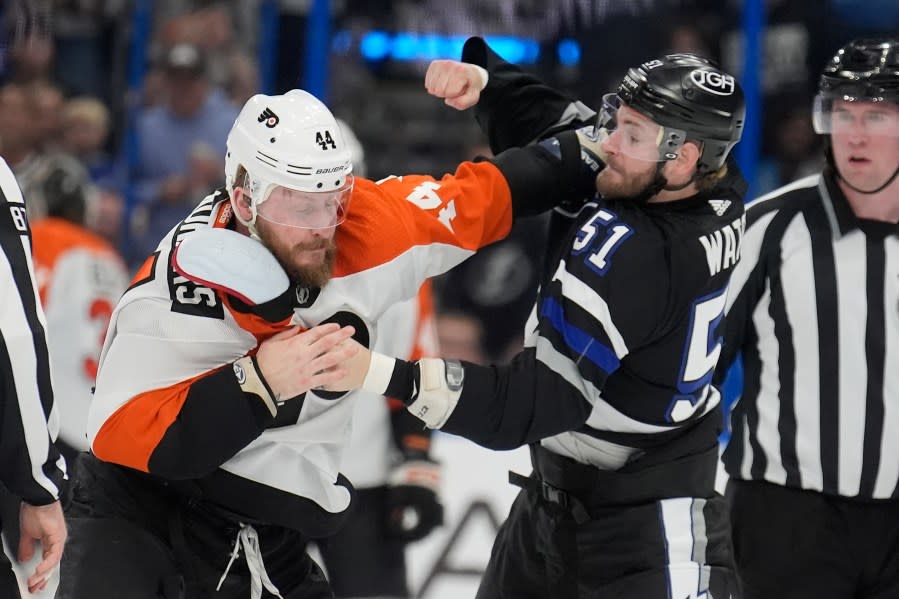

{"left": 340, "top": 282, "right": 439, "bottom": 487}
{"left": 88, "top": 163, "right": 512, "bottom": 536}
{"left": 31, "top": 217, "right": 129, "bottom": 451}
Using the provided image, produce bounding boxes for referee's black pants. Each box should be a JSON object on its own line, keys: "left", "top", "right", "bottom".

{"left": 728, "top": 479, "right": 899, "bottom": 599}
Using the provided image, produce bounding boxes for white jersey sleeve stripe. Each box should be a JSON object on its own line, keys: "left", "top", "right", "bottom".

{"left": 551, "top": 260, "right": 628, "bottom": 358}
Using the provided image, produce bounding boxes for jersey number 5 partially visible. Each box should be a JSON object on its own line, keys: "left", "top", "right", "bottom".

{"left": 668, "top": 288, "right": 727, "bottom": 423}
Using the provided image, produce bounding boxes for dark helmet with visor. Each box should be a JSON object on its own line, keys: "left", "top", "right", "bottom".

{"left": 604, "top": 54, "right": 746, "bottom": 174}
{"left": 813, "top": 37, "right": 899, "bottom": 193}
{"left": 815, "top": 37, "right": 899, "bottom": 113}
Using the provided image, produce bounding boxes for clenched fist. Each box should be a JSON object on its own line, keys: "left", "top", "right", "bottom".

{"left": 424, "top": 59, "right": 488, "bottom": 110}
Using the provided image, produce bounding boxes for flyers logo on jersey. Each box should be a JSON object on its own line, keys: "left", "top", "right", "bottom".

{"left": 258, "top": 107, "right": 279, "bottom": 128}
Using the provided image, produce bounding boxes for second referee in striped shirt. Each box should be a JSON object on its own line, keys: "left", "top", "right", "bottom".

{"left": 716, "top": 37, "right": 899, "bottom": 599}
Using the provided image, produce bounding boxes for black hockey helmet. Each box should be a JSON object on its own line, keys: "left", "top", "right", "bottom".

{"left": 616, "top": 54, "right": 746, "bottom": 173}
{"left": 818, "top": 37, "right": 899, "bottom": 104}
{"left": 813, "top": 37, "right": 899, "bottom": 133}
{"left": 813, "top": 37, "right": 899, "bottom": 194}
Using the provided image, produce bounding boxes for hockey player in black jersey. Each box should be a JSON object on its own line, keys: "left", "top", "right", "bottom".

{"left": 329, "top": 38, "right": 746, "bottom": 598}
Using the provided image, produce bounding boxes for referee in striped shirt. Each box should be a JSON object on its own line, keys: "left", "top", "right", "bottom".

{"left": 716, "top": 37, "right": 899, "bottom": 599}
{"left": 0, "top": 156, "right": 67, "bottom": 596}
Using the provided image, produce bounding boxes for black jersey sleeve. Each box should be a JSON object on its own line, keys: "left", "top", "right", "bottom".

{"left": 461, "top": 36, "right": 596, "bottom": 154}
{"left": 441, "top": 348, "right": 592, "bottom": 449}
{"left": 0, "top": 161, "right": 65, "bottom": 505}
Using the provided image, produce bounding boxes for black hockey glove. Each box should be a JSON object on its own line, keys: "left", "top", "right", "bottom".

{"left": 384, "top": 455, "right": 444, "bottom": 542}
{"left": 491, "top": 124, "right": 608, "bottom": 217}
{"left": 574, "top": 125, "right": 608, "bottom": 178}
{"left": 541, "top": 125, "right": 608, "bottom": 214}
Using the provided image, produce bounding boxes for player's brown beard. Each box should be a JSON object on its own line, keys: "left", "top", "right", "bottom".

{"left": 597, "top": 160, "right": 658, "bottom": 199}
{"left": 256, "top": 221, "right": 337, "bottom": 288}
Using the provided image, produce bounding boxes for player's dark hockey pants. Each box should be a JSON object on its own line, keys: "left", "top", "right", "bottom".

{"left": 58, "top": 453, "right": 333, "bottom": 599}
{"left": 477, "top": 437, "right": 738, "bottom": 598}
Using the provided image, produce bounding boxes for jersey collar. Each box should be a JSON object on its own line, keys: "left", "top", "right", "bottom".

{"left": 821, "top": 168, "right": 899, "bottom": 239}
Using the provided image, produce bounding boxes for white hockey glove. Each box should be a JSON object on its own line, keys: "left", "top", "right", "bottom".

{"left": 325, "top": 352, "right": 465, "bottom": 430}
{"left": 405, "top": 358, "right": 464, "bottom": 429}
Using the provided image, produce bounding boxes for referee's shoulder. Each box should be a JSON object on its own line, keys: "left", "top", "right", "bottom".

{"left": 744, "top": 173, "right": 821, "bottom": 228}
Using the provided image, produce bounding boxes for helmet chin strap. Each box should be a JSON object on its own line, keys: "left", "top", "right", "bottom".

{"left": 633, "top": 163, "right": 668, "bottom": 203}
{"left": 824, "top": 138, "right": 899, "bottom": 195}
{"left": 635, "top": 162, "right": 682, "bottom": 202}
{"left": 836, "top": 164, "right": 899, "bottom": 195}
{"left": 663, "top": 174, "right": 696, "bottom": 192}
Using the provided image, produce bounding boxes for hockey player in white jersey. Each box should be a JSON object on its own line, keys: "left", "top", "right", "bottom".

{"left": 59, "top": 87, "right": 606, "bottom": 598}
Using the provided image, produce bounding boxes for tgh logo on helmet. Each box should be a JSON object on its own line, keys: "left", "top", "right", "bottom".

{"left": 690, "top": 69, "right": 736, "bottom": 96}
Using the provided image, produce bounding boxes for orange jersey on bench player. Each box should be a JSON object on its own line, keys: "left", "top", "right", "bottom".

{"left": 31, "top": 217, "right": 129, "bottom": 451}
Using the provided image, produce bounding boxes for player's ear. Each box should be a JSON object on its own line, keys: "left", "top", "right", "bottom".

{"left": 231, "top": 186, "right": 253, "bottom": 222}
{"left": 666, "top": 140, "right": 701, "bottom": 185}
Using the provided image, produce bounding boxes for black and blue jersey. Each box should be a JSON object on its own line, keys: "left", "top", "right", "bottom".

{"left": 440, "top": 37, "right": 746, "bottom": 473}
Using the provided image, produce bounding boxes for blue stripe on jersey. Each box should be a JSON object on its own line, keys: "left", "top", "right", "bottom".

{"left": 540, "top": 296, "right": 620, "bottom": 374}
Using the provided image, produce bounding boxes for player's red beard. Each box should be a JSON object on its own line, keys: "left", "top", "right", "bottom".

{"left": 256, "top": 221, "right": 337, "bottom": 288}
{"left": 597, "top": 159, "right": 658, "bottom": 199}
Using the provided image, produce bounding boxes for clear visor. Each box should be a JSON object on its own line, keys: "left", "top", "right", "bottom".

{"left": 812, "top": 95, "right": 899, "bottom": 137}
{"left": 598, "top": 93, "right": 688, "bottom": 162}
{"left": 254, "top": 176, "right": 354, "bottom": 230}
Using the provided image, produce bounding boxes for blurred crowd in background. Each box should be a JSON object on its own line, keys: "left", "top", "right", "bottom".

{"left": 0, "top": 0, "right": 896, "bottom": 366}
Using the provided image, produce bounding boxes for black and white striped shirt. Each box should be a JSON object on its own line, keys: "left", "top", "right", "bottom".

{"left": 718, "top": 170, "right": 899, "bottom": 500}
{"left": 0, "top": 157, "right": 65, "bottom": 506}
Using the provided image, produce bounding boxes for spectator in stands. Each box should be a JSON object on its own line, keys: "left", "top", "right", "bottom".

{"left": 61, "top": 97, "right": 116, "bottom": 183}
{"left": 30, "top": 79, "right": 65, "bottom": 153}
{"left": 0, "top": 82, "right": 90, "bottom": 221}
{"left": 130, "top": 42, "right": 237, "bottom": 266}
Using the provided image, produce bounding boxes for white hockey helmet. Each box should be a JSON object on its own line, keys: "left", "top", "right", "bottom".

{"left": 225, "top": 89, "right": 354, "bottom": 231}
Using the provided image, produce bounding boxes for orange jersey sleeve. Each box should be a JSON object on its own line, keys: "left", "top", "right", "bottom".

{"left": 333, "top": 161, "right": 513, "bottom": 277}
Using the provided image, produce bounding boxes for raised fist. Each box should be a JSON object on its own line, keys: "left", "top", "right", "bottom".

{"left": 424, "top": 60, "right": 488, "bottom": 110}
